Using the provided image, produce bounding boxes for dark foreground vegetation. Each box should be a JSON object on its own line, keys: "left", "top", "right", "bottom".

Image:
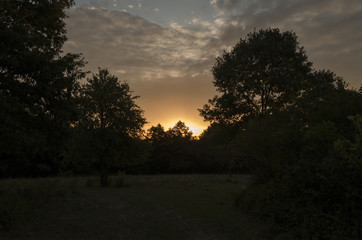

{"left": 1, "top": 0, "right": 362, "bottom": 239}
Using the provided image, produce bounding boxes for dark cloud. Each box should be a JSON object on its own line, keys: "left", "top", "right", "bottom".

{"left": 211, "top": 0, "right": 243, "bottom": 12}
{"left": 64, "top": 8, "right": 219, "bottom": 79}
{"left": 211, "top": 0, "right": 362, "bottom": 87}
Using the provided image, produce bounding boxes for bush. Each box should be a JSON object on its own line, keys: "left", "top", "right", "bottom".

{"left": 238, "top": 116, "right": 362, "bottom": 239}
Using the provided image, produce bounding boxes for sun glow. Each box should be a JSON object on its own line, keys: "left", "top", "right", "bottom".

{"left": 187, "top": 124, "right": 205, "bottom": 137}
{"left": 164, "top": 120, "right": 206, "bottom": 137}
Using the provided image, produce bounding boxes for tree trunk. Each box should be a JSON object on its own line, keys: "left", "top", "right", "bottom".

{"left": 100, "top": 159, "right": 109, "bottom": 187}
{"left": 100, "top": 172, "right": 109, "bottom": 187}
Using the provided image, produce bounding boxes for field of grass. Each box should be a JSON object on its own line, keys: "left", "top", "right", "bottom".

{"left": 0, "top": 174, "right": 270, "bottom": 240}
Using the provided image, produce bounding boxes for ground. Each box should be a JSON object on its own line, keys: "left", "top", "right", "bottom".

{"left": 0, "top": 175, "right": 270, "bottom": 240}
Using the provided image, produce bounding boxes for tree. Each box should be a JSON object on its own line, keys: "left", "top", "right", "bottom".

{"left": 207, "top": 28, "right": 362, "bottom": 239}
{"left": 167, "top": 121, "right": 193, "bottom": 140}
{"left": 199, "top": 28, "right": 312, "bottom": 124}
{"left": 145, "top": 121, "right": 195, "bottom": 173}
{"left": 198, "top": 123, "right": 240, "bottom": 173}
{"left": 78, "top": 68, "right": 146, "bottom": 186}
{"left": 0, "top": 0, "right": 85, "bottom": 177}
{"left": 294, "top": 70, "right": 362, "bottom": 138}
{"left": 145, "top": 124, "right": 169, "bottom": 173}
{"left": 147, "top": 124, "right": 167, "bottom": 143}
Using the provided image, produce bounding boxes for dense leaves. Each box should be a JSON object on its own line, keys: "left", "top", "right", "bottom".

{"left": 68, "top": 68, "right": 147, "bottom": 186}
{"left": 80, "top": 69, "right": 146, "bottom": 135}
{"left": 0, "top": 0, "right": 85, "bottom": 177}
{"left": 204, "top": 29, "right": 362, "bottom": 239}
{"left": 144, "top": 121, "right": 197, "bottom": 173}
{"left": 200, "top": 28, "right": 312, "bottom": 124}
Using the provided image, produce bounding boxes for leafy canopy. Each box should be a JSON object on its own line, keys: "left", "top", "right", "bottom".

{"left": 200, "top": 28, "right": 312, "bottom": 124}
{"left": 0, "top": 0, "right": 85, "bottom": 177}
{"left": 80, "top": 68, "right": 146, "bottom": 137}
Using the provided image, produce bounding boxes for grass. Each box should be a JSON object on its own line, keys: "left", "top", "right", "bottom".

{"left": 0, "top": 174, "right": 270, "bottom": 240}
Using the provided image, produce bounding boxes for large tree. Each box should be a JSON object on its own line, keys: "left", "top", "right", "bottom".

{"left": 199, "top": 28, "right": 312, "bottom": 124}
{"left": 78, "top": 68, "right": 146, "bottom": 186}
{"left": 0, "top": 0, "right": 85, "bottom": 177}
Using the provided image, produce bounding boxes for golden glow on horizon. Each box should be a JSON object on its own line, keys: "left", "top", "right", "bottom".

{"left": 164, "top": 120, "right": 206, "bottom": 136}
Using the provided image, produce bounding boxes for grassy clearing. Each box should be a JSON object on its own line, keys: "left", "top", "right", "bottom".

{"left": 0, "top": 174, "right": 269, "bottom": 240}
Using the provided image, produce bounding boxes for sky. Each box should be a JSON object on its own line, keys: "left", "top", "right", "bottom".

{"left": 63, "top": 0, "right": 362, "bottom": 135}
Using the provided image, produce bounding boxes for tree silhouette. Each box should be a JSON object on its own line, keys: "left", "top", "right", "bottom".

{"left": 79, "top": 68, "right": 146, "bottom": 186}
{"left": 167, "top": 121, "right": 193, "bottom": 140}
{"left": 0, "top": 0, "right": 85, "bottom": 177}
{"left": 199, "top": 28, "right": 312, "bottom": 125}
{"left": 147, "top": 124, "right": 167, "bottom": 143}
{"left": 146, "top": 121, "right": 195, "bottom": 173}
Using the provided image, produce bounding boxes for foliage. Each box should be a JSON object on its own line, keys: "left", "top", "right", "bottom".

{"left": 198, "top": 123, "right": 243, "bottom": 173}
{"left": 199, "top": 27, "right": 362, "bottom": 239}
{"left": 199, "top": 28, "right": 312, "bottom": 124}
{"left": 237, "top": 109, "right": 362, "bottom": 239}
{"left": 80, "top": 68, "right": 146, "bottom": 136}
{"left": 236, "top": 116, "right": 362, "bottom": 239}
{"left": 233, "top": 115, "right": 303, "bottom": 182}
{"left": 0, "top": 0, "right": 86, "bottom": 177}
{"left": 295, "top": 70, "right": 362, "bottom": 138}
{"left": 144, "top": 121, "right": 198, "bottom": 173}
{"left": 68, "top": 68, "right": 147, "bottom": 186}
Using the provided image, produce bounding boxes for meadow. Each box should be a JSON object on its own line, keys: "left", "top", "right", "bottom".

{"left": 0, "top": 174, "right": 270, "bottom": 240}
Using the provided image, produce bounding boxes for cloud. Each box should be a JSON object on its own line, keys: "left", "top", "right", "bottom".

{"left": 64, "top": 8, "right": 220, "bottom": 80}
{"left": 209, "top": 0, "right": 362, "bottom": 87}
{"left": 210, "top": 0, "right": 243, "bottom": 13}
{"left": 63, "top": 7, "right": 219, "bottom": 128}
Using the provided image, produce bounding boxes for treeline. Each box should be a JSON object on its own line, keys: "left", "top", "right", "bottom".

{"left": 131, "top": 121, "right": 244, "bottom": 174}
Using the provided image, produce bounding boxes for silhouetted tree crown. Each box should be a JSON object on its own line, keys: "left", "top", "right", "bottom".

{"left": 168, "top": 121, "right": 193, "bottom": 140}
{"left": 199, "top": 28, "right": 312, "bottom": 124}
{"left": 80, "top": 68, "right": 146, "bottom": 137}
{"left": 145, "top": 121, "right": 196, "bottom": 173}
{"left": 0, "top": 0, "right": 85, "bottom": 177}
{"left": 147, "top": 121, "right": 194, "bottom": 143}
{"left": 76, "top": 68, "right": 146, "bottom": 186}
{"left": 147, "top": 124, "right": 166, "bottom": 143}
